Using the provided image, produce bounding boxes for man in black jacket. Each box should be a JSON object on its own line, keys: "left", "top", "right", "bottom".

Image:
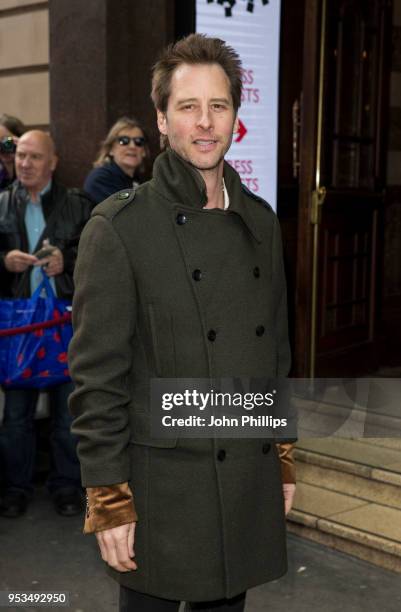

{"left": 0, "top": 130, "right": 93, "bottom": 517}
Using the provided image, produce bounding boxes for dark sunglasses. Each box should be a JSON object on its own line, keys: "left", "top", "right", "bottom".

{"left": 117, "top": 135, "right": 146, "bottom": 147}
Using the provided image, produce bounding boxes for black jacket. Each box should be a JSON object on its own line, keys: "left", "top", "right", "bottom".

{"left": 0, "top": 180, "right": 94, "bottom": 299}
{"left": 84, "top": 160, "right": 136, "bottom": 205}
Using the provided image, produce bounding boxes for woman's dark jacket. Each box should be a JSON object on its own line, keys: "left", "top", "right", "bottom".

{"left": 84, "top": 160, "right": 138, "bottom": 204}
{"left": 0, "top": 164, "right": 14, "bottom": 192}
{"left": 0, "top": 180, "right": 94, "bottom": 298}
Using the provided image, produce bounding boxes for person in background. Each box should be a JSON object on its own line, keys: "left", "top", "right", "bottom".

{"left": 0, "top": 114, "right": 26, "bottom": 191}
{"left": 0, "top": 130, "right": 93, "bottom": 518}
{"left": 83, "top": 116, "right": 150, "bottom": 204}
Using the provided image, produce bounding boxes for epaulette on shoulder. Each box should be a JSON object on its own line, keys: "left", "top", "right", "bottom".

{"left": 91, "top": 189, "right": 136, "bottom": 220}
{"left": 241, "top": 184, "right": 273, "bottom": 212}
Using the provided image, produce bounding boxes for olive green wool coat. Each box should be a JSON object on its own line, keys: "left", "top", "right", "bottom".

{"left": 69, "top": 149, "right": 292, "bottom": 602}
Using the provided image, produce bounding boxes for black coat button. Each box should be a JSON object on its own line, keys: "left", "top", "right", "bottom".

{"left": 256, "top": 325, "right": 265, "bottom": 337}
{"left": 192, "top": 269, "right": 202, "bottom": 281}
{"left": 176, "top": 213, "right": 187, "bottom": 225}
{"left": 253, "top": 266, "right": 260, "bottom": 278}
{"left": 262, "top": 443, "right": 271, "bottom": 454}
{"left": 207, "top": 329, "right": 217, "bottom": 342}
{"left": 217, "top": 449, "right": 226, "bottom": 461}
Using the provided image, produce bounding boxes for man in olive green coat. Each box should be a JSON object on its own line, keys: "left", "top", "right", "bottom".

{"left": 69, "top": 34, "right": 296, "bottom": 612}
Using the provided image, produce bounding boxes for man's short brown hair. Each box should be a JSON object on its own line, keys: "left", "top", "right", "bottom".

{"left": 151, "top": 33, "right": 242, "bottom": 114}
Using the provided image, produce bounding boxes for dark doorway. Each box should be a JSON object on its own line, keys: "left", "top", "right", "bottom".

{"left": 278, "top": 0, "right": 395, "bottom": 377}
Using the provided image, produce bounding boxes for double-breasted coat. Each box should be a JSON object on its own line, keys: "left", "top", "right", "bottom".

{"left": 69, "top": 149, "right": 293, "bottom": 602}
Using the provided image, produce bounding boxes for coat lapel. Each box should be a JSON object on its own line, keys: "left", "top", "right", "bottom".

{"left": 152, "top": 149, "right": 264, "bottom": 244}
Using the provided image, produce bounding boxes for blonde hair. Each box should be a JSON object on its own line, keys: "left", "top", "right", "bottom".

{"left": 93, "top": 116, "right": 150, "bottom": 176}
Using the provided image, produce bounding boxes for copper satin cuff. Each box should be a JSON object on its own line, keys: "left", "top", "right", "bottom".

{"left": 84, "top": 482, "right": 138, "bottom": 534}
{"left": 276, "top": 443, "right": 296, "bottom": 484}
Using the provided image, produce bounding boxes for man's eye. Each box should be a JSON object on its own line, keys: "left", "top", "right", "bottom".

{"left": 183, "top": 104, "right": 194, "bottom": 110}
{"left": 212, "top": 104, "right": 225, "bottom": 111}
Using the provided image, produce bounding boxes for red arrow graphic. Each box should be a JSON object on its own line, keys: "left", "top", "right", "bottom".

{"left": 235, "top": 119, "right": 247, "bottom": 143}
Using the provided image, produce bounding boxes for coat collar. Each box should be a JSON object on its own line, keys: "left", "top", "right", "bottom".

{"left": 151, "top": 149, "right": 262, "bottom": 243}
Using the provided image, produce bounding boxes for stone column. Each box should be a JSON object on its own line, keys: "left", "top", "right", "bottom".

{"left": 49, "top": 0, "right": 175, "bottom": 187}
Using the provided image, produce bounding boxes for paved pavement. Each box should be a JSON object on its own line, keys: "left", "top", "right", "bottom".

{"left": 0, "top": 485, "right": 401, "bottom": 612}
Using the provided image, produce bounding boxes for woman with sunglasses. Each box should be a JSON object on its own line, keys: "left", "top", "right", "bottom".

{"left": 84, "top": 116, "right": 150, "bottom": 204}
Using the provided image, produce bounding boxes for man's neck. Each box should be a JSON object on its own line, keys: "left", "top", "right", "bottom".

{"left": 26, "top": 189, "right": 40, "bottom": 203}
{"left": 25, "top": 180, "right": 51, "bottom": 204}
{"left": 199, "top": 163, "right": 225, "bottom": 210}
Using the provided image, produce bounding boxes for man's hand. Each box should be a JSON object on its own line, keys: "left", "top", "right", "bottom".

{"left": 95, "top": 522, "right": 137, "bottom": 572}
{"left": 283, "top": 483, "right": 296, "bottom": 515}
{"left": 4, "top": 249, "right": 38, "bottom": 272}
{"left": 36, "top": 247, "right": 64, "bottom": 277}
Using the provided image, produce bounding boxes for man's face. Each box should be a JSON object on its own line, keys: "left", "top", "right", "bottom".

{"left": 15, "top": 132, "right": 57, "bottom": 192}
{"left": 157, "top": 63, "right": 239, "bottom": 173}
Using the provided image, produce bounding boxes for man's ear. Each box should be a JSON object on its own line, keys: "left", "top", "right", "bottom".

{"left": 51, "top": 155, "right": 58, "bottom": 172}
{"left": 157, "top": 110, "right": 168, "bottom": 135}
{"left": 233, "top": 115, "right": 239, "bottom": 134}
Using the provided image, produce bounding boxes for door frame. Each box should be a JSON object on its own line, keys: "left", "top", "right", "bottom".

{"left": 294, "top": 0, "right": 322, "bottom": 376}
{"left": 293, "top": 0, "right": 393, "bottom": 377}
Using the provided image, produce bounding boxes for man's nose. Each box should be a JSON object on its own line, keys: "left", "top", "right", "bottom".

{"left": 197, "top": 107, "right": 213, "bottom": 130}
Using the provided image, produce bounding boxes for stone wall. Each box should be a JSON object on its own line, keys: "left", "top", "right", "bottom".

{"left": 0, "top": 1, "right": 49, "bottom": 129}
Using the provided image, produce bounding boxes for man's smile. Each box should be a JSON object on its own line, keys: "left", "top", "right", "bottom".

{"left": 193, "top": 139, "right": 219, "bottom": 151}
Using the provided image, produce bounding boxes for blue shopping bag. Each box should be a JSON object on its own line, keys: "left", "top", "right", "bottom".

{"left": 0, "top": 273, "right": 73, "bottom": 388}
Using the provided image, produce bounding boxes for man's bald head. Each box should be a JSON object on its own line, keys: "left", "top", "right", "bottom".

{"left": 18, "top": 130, "right": 57, "bottom": 156}
{"left": 15, "top": 130, "right": 58, "bottom": 197}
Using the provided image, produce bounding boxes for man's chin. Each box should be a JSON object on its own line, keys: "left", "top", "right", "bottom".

{"left": 187, "top": 155, "right": 224, "bottom": 173}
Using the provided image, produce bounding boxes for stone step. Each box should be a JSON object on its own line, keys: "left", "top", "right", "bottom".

{"left": 296, "top": 460, "right": 401, "bottom": 509}
{"left": 289, "top": 481, "right": 401, "bottom": 573}
{"left": 356, "top": 438, "right": 401, "bottom": 452}
{"left": 295, "top": 438, "right": 401, "bottom": 487}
